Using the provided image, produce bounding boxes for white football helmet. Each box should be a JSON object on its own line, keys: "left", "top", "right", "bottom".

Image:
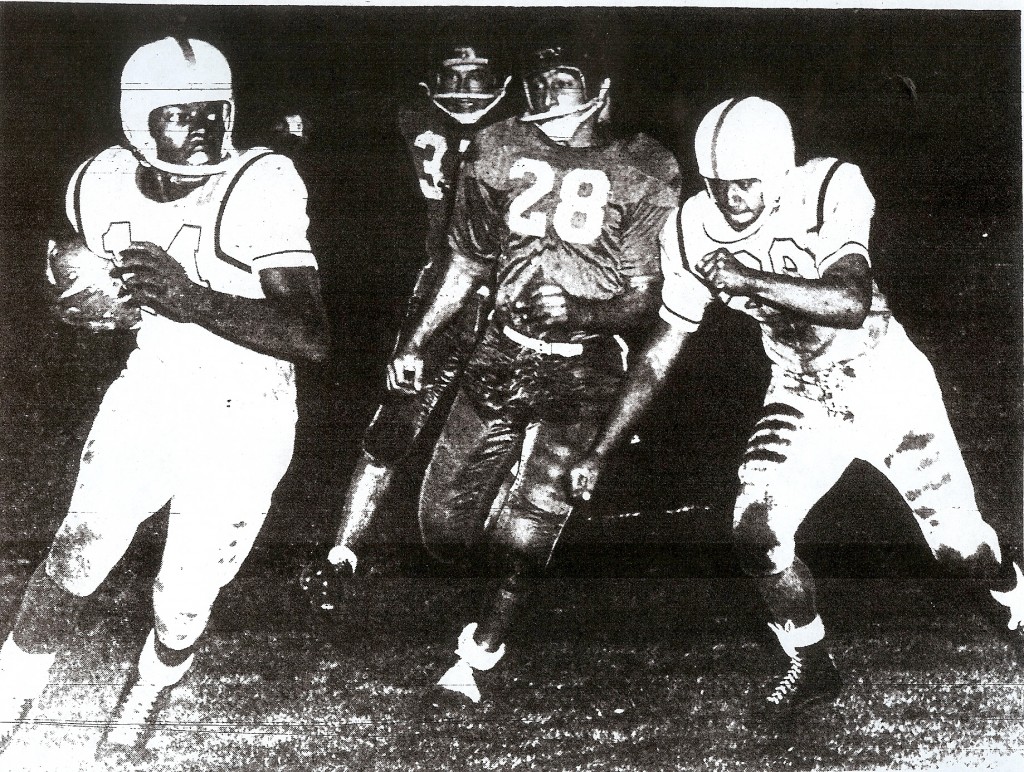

{"left": 694, "top": 97, "right": 795, "bottom": 182}
{"left": 120, "top": 37, "right": 237, "bottom": 176}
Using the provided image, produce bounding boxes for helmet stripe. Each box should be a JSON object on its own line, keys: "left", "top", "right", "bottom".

{"left": 813, "top": 160, "right": 844, "bottom": 233}
{"left": 710, "top": 98, "right": 740, "bottom": 179}
{"left": 175, "top": 37, "right": 196, "bottom": 65}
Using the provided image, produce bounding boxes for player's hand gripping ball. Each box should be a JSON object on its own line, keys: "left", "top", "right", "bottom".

{"left": 45, "top": 236, "right": 141, "bottom": 331}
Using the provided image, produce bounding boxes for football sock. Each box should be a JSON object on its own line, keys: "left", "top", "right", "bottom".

{"left": 11, "top": 564, "right": 84, "bottom": 655}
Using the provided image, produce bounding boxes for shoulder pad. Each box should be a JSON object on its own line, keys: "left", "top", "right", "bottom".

{"left": 621, "top": 134, "right": 682, "bottom": 188}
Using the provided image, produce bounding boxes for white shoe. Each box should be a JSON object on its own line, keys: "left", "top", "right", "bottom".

{"left": 435, "top": 623, "right": 506, "bottom": 704}
{"left": 101, "top": 629, "right": 192, "bottom": 751}
{"left": 991, "top": 562, "right": 1024, "bottom": 631}
{"left": 437, "top": 659, "right": 481, "bottom": 703}
{"left": 0, "top": 635, "right": 56, "bottom": 749}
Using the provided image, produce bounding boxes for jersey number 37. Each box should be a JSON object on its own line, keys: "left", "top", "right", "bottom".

{"left": 508, "top": 158, "right": 610, "bottom": 245}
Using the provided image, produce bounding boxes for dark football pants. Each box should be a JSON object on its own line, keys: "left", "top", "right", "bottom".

{"left": 362, "top": 291, "right": 490, "bottom": 466}
{"left": 418, "top": 389, "right": 604, "bottom": 570}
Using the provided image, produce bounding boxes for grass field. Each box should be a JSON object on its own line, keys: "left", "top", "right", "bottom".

{"left": 1, "top": 7, "right": 1021, "bottom": 770}
{"left": 0, "top": 539, "right": 1022, "bottom": 772}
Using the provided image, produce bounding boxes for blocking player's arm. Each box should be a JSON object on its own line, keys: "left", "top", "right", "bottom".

{"left": 697, "top": 250, "right": 872, "bottom": 329}
{"left": 389, "top": 158, "right": 498, "bottom": 393}
{"left": 117, "top": 244, "right": 330, "bottom": 363}
{"left": 700, "top": 162, "right": 876, "bottom": 329}
{"left": 388, "top": 253, "right": 489, "bottom": 393}
{"left": 515, "top": 275, "right": 661, "bottom": 336}
{"left": 569, "top": 210, "right": 706, "bottom": 501}
{"left": 569, "top": 318, "right": 694, "bottom": 501}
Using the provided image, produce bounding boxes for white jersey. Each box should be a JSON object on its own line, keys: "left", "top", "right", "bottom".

{"left": 660, "top": 157, "right": 893, "bottom": 373}
{"left": 66, "top": 145, "right": 317, "bottom": 387}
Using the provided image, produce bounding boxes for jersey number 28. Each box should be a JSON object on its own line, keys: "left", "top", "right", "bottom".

{"left": 508, "top": 158, "right": 610, "bottom": 245}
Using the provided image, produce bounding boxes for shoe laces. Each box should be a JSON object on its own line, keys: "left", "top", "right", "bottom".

{"left": 767, "top": 654, "right": 803, "bottom": 705}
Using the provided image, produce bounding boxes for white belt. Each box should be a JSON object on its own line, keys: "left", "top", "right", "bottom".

{"left": 502, "top": 326, "right": 584, "bottom": 357}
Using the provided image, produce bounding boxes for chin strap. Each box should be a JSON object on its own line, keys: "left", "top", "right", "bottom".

{"left": 127, "top": 142, "right": 239, "bottom": 178}
{"left": 521, "top": 78, "right": 611, "bottom": 143}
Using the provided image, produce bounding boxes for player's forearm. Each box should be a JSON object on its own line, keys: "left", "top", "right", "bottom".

{"left": 740, "top": 254, "right": 872, "bottom": 329}
{"left": 746, "top": 272, "right": 868, "bottom": 328}
{"left": 588, "top": 319, "right": 690, "bottom": 459}
{"left": 401, "top": 253, "right": 488, "bottom": 351}
{"left": 571, "top": 279, "right": 661, "bottom": 334}
{"left": 189, "top": 288, "right": 330, "bottom": 363}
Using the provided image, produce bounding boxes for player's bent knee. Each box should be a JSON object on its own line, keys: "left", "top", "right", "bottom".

{"left": 489, "top": 545, "right": 545, "bottom": 590}
{"left": 733, "top": 515, "right": 793, "bottom": 576}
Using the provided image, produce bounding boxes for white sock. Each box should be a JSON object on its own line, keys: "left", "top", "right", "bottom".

{"left": 137, "top": 630, "right": 193, "bottom": 688}
{"left": 0, "top": 634, "right": 56, "bottom": 699}
{"left": 768, "top": 616, "right": 826, "bottom": 659}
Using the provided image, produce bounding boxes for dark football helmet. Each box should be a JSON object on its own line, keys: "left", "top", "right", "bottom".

{"left": 421, "top": 36, "right": 509, "bottom": 125}
{"left": 518, "top": 38, "right": 611, "bottom": 141}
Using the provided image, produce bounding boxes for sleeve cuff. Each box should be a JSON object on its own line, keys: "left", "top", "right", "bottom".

{"left": 659, "top": 303, "right": 701, "bottom": 331}
{"left": 252, "top": 251, "right": 319, "bottom": 272}
{"left": 817, "top": 241, "right": 869, "bottom": 274}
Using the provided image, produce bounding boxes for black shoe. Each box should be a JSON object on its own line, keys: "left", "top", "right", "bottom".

{"left": 298, "top": 558, "right": 356, "bottom": 613}
{"left": 756, "top": 642, "right": 841, "bottom": 720}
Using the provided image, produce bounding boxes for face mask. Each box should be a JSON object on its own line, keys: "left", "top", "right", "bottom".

{"left": 521, "top": 78, "right": 610, "bottom": 143}
{"left": 422, "top": 76, "right": 511, "bottom": 126}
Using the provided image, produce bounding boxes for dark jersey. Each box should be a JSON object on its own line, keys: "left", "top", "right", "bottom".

{"left": 448, "top": 117, "right": 681, "bottom": 336}
{"left": 397, "top": 96, "right": 505, "bottom": 265}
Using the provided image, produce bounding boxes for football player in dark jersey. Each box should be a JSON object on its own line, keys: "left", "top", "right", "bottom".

{"left": 315, "top": 35, "right": 511, "bottom": 585}
{"left": 390, "top": 38, "right": 681, "bottom": 703}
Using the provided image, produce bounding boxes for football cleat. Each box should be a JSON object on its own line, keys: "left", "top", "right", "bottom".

{"left": 298, "top": 556, "right": 355, "bottom": 613}
{"left": 99, "top": 630, "right": 191, "bottom": 754}
{"left": 990, "top": 561, "right": 1024, "bottom": 632}
{"left": 0, "top": 635, "right": 57, "bottom": 750}
{"left": 100, "top": 674, "right": 168, "bottom": 751}
{"left": 758, "top": 640, "right": 842, "bottom": 720}
{"left": 435, "top": 623, "right": 506, "bottom": 704}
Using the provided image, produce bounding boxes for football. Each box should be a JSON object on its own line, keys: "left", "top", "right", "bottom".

{"left": 45, "top": 236, "right": 141, "bottom": 331}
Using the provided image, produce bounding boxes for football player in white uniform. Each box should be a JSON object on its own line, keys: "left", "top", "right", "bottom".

{"left": 0, "top": 37, "right": 329, "bottom": 754}
{"left": 569, "top": 97, "right": 1023, "bottom": 719}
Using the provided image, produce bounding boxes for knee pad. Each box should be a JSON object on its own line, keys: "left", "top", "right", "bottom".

{"left": 488, "top": 545, "right": 543, "bottom": 592}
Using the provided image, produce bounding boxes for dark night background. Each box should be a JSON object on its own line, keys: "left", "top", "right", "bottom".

{"left": 0, "top": 4, "right": 1021, "bottom": 581}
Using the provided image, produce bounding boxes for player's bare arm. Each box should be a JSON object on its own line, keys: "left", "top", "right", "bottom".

{"left": 569, "top": 318, "right": 692, "bottom": 501}
{"left": 514, "top": 276, "right": 661, "bottom": 336}
{"left": 118, "top": 240, "right": 330, "bottom": 363}
{"left": 696, "top": 249, "right": 871, "bottom": 329}
{"left": 388, "top": 252, "right": 489, "bottom": 393}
